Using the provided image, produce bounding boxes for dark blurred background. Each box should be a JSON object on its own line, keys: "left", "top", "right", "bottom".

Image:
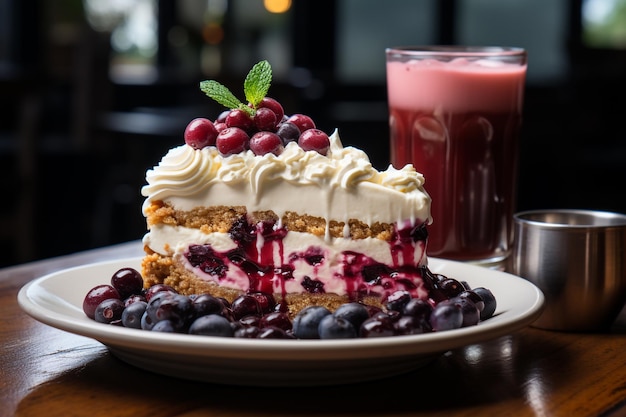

{"left": 1, "top": 0, "right": 625, "bottom": 267}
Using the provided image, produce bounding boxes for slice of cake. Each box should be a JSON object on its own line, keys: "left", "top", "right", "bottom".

{"left": 140, "top": 61, "right": 432, "bottom": 316}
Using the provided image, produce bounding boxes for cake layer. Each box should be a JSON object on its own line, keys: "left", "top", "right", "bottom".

{"left": 144, "top": 202, "right": 396, "bottom": 240}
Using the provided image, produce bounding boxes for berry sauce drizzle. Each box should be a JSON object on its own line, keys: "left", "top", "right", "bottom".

{"left": 184, "top": 217, "right": 429, "bottom": 303}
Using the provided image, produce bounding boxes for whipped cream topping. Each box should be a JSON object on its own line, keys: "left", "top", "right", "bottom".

{"left": 142, "top": 130, "right": 431, "bottom": 230}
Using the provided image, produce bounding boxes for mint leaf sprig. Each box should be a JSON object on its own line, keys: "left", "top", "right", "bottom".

{"left": 200, "top": 60, "right": 272, "bottom": 117}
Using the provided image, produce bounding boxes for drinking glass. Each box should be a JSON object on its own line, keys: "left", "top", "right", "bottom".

{"left": 386, "top": 46, "right": 527, "bottom": 268}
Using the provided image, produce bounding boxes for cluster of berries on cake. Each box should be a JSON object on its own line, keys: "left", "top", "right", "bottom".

{"left": 183, "top": 60, "right": 330, "bottom": 157}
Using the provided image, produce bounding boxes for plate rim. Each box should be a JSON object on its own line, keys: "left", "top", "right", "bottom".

{"left": 17, "top": 256, "right": 545, "bottom": 361}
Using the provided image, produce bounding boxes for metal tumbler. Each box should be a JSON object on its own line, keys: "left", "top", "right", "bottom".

{"left": 512, "top": 209, "right": 626, "bottom": 331}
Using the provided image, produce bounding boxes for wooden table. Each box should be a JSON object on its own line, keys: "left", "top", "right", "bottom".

{"left": 3, "top": 241, "right": 626, "bottom": 417}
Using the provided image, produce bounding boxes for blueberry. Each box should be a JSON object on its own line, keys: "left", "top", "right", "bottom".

{"left": 449, "top": 296, "right": 480, "bottom": 327}
{"left": 141, "top": 311, "right": 156, "bottom": 330}
{"left": 430, "top": 300, "right": 463, "bottom": 331}
{"left": 473, "top": 287, "right": 497, "bottom": 320}
{"left": 192, "top": 294, "right": 226, "bottom": 317}
{"left": 154, "top": 294, "right": 194, "bottom": 330}
{"left": 145, "top": 290, "right": 175, "bottom": 322}
{"left": 94, "top": 298, "right": 125, "bottom": 324}
{"left": 333, "top": 302, "right": 370, "bottom": 329}
{"left": 152, "top": 319, "right": 177, "bottom": 333}
{"left": 457, "top": 290, "right": 485, "bottom": 312}
{"left": 318, "top": 315, "right": 357, "bottom": 339}
{"left": 189, "top": 314, "right": 234, "bottom": 337}
{"left": 121, "top": 300, "right": 147, "bottom": 329}
{"left": 292, "top": 306, "right": 331, "bottom": 339}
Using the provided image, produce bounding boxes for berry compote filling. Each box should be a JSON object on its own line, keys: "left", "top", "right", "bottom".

{"left": 181, "top": 216, "right": 429, "bottom": 304}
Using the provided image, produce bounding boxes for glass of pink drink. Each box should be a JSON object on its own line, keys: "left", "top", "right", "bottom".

{"left": 386, "top": 46, "right": 527, "bottom": 267}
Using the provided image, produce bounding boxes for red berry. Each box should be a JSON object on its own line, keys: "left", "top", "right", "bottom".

{"left": 287, "top": 114, "right": 316, "bottom": 132}
{"left": 298, "top": 129, "right": 330, "bottom": 155}
{"left": 216, "top": 127, "right": 249, "bottom": 155}
{"left": 258, "top": 97, "right": 284, "bottom": 122}
{"left": 249, "top": 131, "right": 284, "bottom": 156}
{"left": 226, "top": 109, "right": 254, "bottom": 131}
{"left": 254, "top": 107, "right": 278, "bottom": 132}
{"left": 184, "top": 118, "right": 218, "bottom": 149}
{"left": 214, "top": 122, "right": 227, "bottom": 132}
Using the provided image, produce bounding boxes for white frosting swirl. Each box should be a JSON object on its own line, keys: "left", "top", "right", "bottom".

{"left": 142, "top": 130, "right": 431, "bottom": 227}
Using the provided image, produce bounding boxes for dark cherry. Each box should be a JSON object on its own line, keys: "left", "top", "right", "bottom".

{"left": 239, "top": 314, "right": 261, "bottom": 327}
{"left": 230, "top": 295, "right": 262, "bottom": 320}
{"left": 438, "top": 278, "right": 465, "bottom": 298}
{"left": 111, "top": 267, "right": 143, "bottom": 299}
{"left": 248, "top": 292, "right": 276, "bottom": 314}
{"left": 234, "top": 326, "right": 261, "bottom": 338}
{"left": 259, "top": 311, "right": 292, "bottom": 331}
{"left": 256, "top": 326, "right": 293, "bottom": 339}
{"left": 360, "top": 315, "right": 396, "bottom": 338}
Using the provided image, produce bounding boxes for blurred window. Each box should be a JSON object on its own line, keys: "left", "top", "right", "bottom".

{"left": 336, "top": 0, "right": 436, "bottom": 84}
{"left": 582, "top": 0, "right": 626, "bottom": 48}
{"left": 457, "top": 0, "right": 568, "bottom": 85}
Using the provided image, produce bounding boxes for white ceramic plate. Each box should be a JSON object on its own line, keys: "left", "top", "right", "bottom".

{"left": 18, "top": 257, "right": 543, "bottom": 386}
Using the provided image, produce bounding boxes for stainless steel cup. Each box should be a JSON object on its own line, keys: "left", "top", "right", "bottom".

{"left": 512, "top": 209, "right": 626, "bottom": 331}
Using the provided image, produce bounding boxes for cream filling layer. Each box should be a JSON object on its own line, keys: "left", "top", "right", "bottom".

{"left": 143, "top": 224, "right": 428, "bottom": 298}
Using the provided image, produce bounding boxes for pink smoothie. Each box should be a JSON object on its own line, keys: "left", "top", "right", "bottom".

{"left": 387, "top": 57, "right": 526, "bottom": 262}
